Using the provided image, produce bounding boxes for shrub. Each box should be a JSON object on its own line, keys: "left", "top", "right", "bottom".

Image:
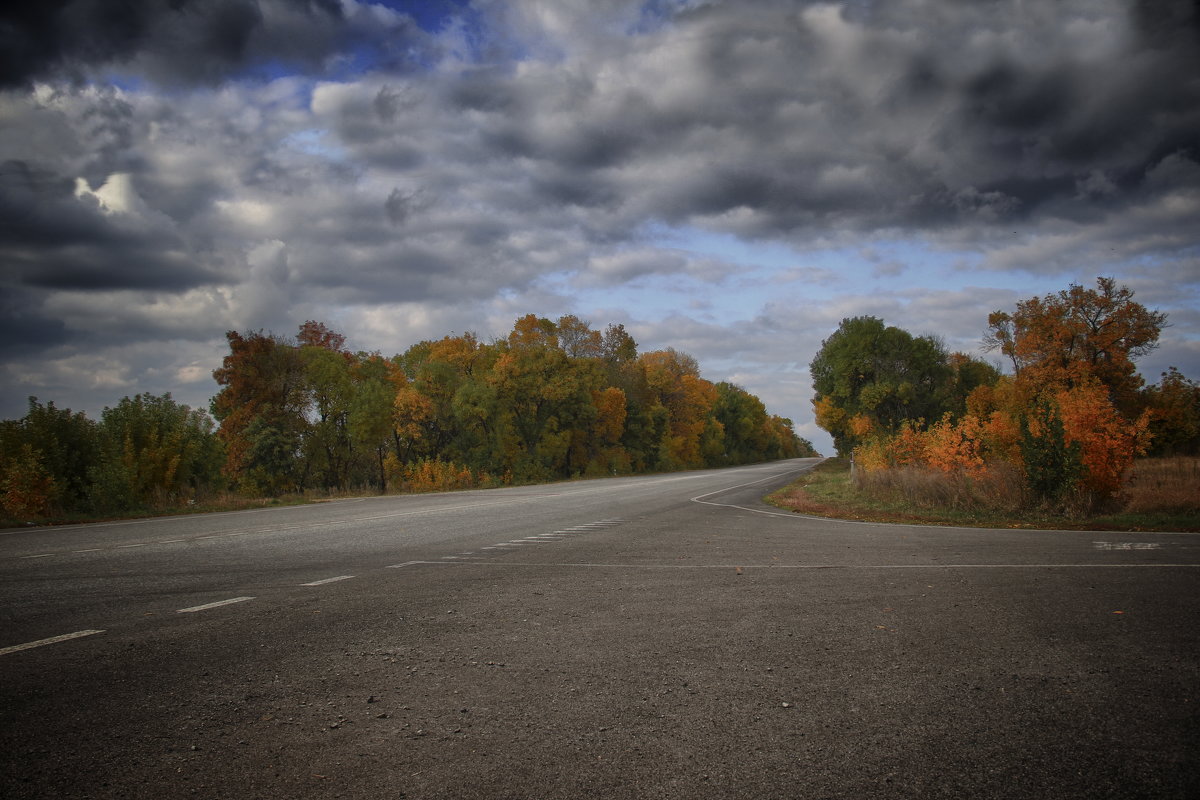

{"left": 1019, "top": 401, "right": 1082, "bottom": 503}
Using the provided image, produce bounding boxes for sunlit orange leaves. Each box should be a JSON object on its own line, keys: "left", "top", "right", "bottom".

{"left": 1054, "top": 379, "right": 1150, "bottom": 496}
{"left": 923, "top": 414, "right": 986, "bottom": 476}
{"left": 832, "top": 278, "right": 1175, "bottom": 510}
{"left": 591, "top": 387, "right": 627, "bottom": 446}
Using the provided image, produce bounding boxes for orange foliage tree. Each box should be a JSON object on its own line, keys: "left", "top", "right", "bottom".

{"left": 846, "top": 278, "right": 1167, "bottom": 509}
{"left": 985, "top": 277, "right": 1166, "bottom": 414}
{"left": 1054, "top": 379, "right": 1151, "bottom": 497}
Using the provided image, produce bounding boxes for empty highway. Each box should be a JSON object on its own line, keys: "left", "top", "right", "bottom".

{"left": 2, "top": 458, "right": 1197, "bottom": 798}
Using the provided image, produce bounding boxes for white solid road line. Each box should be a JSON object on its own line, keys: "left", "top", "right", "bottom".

{"left": 0, "top": 629, "right": 105, "bottom": 657}
{"left": 300, "top": 575, "right": 355, "bottom": 586}
{"left": 176, "top": 597, "right": 255, "bottom": 613}
{"left": 448, "top": 561, "right": 1200, "bottom": 570}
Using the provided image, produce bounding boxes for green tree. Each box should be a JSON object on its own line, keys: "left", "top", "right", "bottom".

{"left": 241, "top": 417, "right": 303, "bottom": 497}
{"left": 810, "top": 316, "right": 954, "bottom": 455}
{"left": 1143, "top": 367, "right": 1200, "bottom": 456}
{"left": 300, "top": 344, "right": 355, "bottom": 490}
{"left": 0, "top": 398, "right": 99, "bottom": 512}
{"left": 712, "top": 382, "right": 770, "bottom": 465}
{"left": 90, "top": 393, "right": 223, "bottom": 512}
{"left": 348, "top": 353, "right": 403, "bottom": 491}
{"left": 1, "top": 443, "right": 56, "bottom": 519}
{"left": 1019, "top": 401, "right": 1083, "bottom": 502}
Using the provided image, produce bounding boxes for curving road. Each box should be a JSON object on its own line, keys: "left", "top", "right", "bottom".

{"left": 2, "top": 458, "right": 1198, "bottom": 798}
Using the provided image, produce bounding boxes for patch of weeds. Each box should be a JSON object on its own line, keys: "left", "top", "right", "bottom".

{"left": 766, "top": 458, "right": 1200, "bottom": 531}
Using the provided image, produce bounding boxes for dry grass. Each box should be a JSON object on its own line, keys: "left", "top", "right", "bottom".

{"left": 769, "top": 457, "right": 1200, "bottom": 531}
{"left": 1122, "top": 457, "right": 1200, "bottom": 513}
{"left": 853, "top": 463, "right": 1029, "bottom": 515}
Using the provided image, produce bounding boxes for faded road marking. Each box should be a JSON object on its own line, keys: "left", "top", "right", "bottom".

{"left": 416, "top": 561, "right": 1200, "bottom": 571}
{"left": 177, "top": 597, "right": 255, "bottom": 613}
{"left": 1094, "top": 542, "right": 1162, "bottom": 550}
{"left": 301, "top": 575, "right": 355, "bottom": 586}
{"left": 0, "top": 629, "right": 105, "bottom": 657}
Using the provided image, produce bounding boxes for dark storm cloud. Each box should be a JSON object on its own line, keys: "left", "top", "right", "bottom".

{"left": 457, "top": 0, "right": 1200, "bottom": 243}
{"left": 0, "top": 160, "right": 220, "bottom": 290}
{"left": 0, "top": 0, "right": 423, "bottom": 89}
{"left": 0, "top": 288, "right": 69, "bottom": 356}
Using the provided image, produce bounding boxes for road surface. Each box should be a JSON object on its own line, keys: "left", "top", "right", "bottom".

{"left": 2, "top": 458, "right": 1197, "bottom": 798}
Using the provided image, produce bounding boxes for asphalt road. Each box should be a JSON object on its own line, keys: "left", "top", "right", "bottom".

{"left": 2, "top": 457, "right": 1197, "bottom": 799}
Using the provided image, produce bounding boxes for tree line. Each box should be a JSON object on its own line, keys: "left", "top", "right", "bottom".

{"left": 811, "top": 277, "right": 1199, "bottom": 511}
{"left": 1, "top": 315, "right": 815, "bottom": 520}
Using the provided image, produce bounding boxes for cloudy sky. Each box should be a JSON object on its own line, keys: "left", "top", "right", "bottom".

{"left": 2, "top": 0, "right": 1198, "bottom": 454}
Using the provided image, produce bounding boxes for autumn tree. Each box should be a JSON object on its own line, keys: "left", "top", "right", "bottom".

{"left": 639, "top": 349, "right": 720, "bottom": 469}
{"left": 984, "top": 277, "right": 1166, "bottom": 413}
{"left": 398, "top": 333, "right": 492, "bottom": 465}
{"left": 586, "top": 386, "right": 629, "bottom": 473}
{"left": 490, "top": 316, "right": 600, "bottom": 480}
{"left": 1142, "top": 367, "right": 1200, "bottom": 456}
{"left": 556, "top": 314, "right": 603, "bottom": 359}
{"left": 201, "top": 314, "right": 799, "bottom": 498}
{"left": 297, "top": 320, "right": 348, "bottom": 352}
{"left": 211, "top": 329, "right": 308, "bottom": 489}
{"left": 841, "top": 278, "right": 1169, "bottom": 512}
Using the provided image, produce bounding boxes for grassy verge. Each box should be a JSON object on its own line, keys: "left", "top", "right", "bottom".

{"left": 766, "top": 458, "right": 1200, "bottom": 532}
{"left": 0, "top": 492, "right": 324, "bottom": 529}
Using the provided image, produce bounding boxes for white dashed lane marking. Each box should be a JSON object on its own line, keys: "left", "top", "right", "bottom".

{"left": 300, "top": 575, "right": 355, "bottom": 586}
{"left": 4, "top": 517, "right": 634, "bottom": 656}
{"left": 177, "top": 597, "right": 255, "bottom": 613}
{"left": 0, "top": 630, "right": 105, "bottom": 657}
{"left": 476, "top": 519, "right": 628, "bottom": 553}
